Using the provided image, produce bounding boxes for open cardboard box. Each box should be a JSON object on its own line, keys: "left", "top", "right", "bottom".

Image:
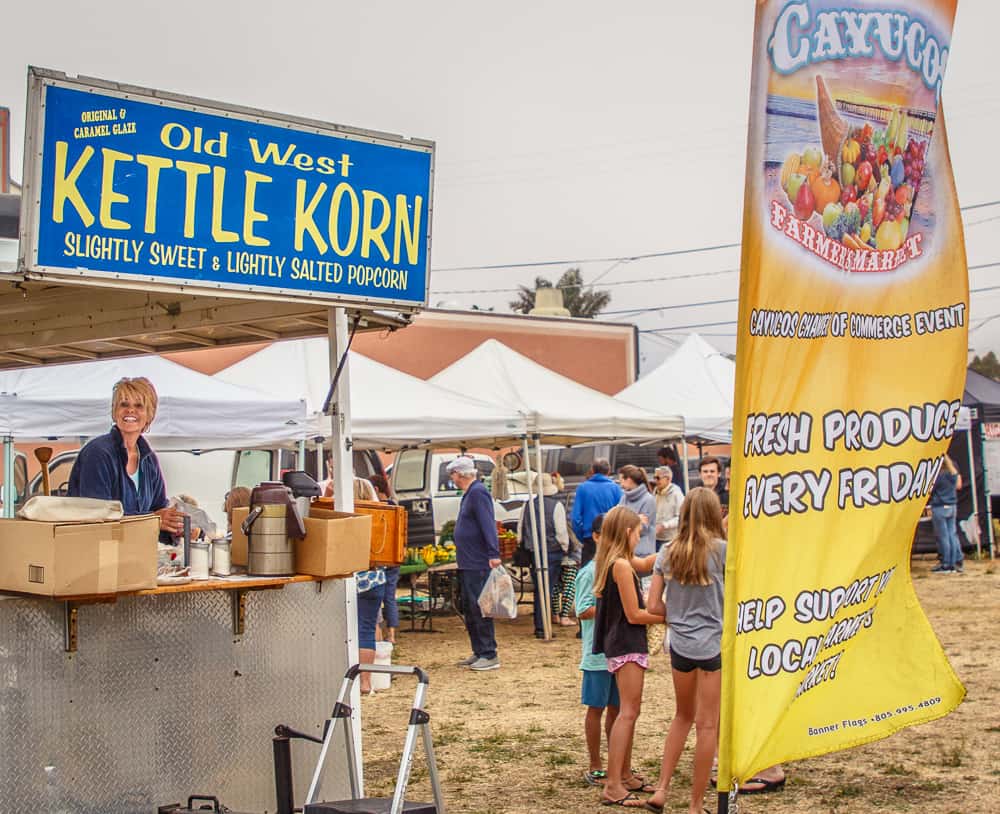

{"left": 0, "top": 515, "right": 159, "bottom": 597}
{"left": 231, "top": 506, "right": 371, "bottom": 578}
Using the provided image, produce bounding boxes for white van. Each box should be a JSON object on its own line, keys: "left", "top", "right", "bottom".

{"left": 391, "top": 450, "right": 530, "bottom": 548}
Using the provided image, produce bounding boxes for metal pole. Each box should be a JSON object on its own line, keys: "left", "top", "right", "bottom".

{"left": 328, "top": 307, "right": 363, "bottom": 790}
{"left": 3, "top": 436, "right": 14, "bottom": 518}
{"left": 316, "top": 439, "right": 324, "bottom": 485}
{"left": 717, "top": 791, "right": 729, "bottom": 813}
{"left": 521, "top": 436, "right": 548, "bottom": 641}
{"left": 297, "top": 438, "right": 306, "bottom": 471}
{"left": 680, "top": 435, "right": 690, "bottom": 493}
{"left": 535, "top": 436, "right": 553, "bottom": 640}
{"left": 966, "top": 427, "right": 981, "bottom": 558}
{"left": 980, "top": 421, "right": 995, "bottom": 559}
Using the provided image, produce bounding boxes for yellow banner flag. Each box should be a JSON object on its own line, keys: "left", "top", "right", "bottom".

{"left": 720, "top": 0, "right": 967, "bottom": 789}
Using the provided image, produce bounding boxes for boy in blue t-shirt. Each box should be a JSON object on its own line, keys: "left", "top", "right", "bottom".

{"left": 574, "top": 514, "right": 620, "bottom": 786}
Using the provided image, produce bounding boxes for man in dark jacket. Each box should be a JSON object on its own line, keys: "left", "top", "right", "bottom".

{"left": 571, "top": 459, "right": 622, "bottom": 566}
{"left": 448, "top": 457, "right": 501, "bottom": 671}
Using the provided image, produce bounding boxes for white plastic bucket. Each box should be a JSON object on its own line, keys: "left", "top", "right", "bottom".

{"left": 371, "top": 641, "right": 394, "bottom": 690}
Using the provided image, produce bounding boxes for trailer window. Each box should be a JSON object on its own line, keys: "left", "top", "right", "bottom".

{"left": 393, "top": 450, "right": 426, "bottom": 493}
{"left": 235, "top": 450, "right": 272, "bottom": 489}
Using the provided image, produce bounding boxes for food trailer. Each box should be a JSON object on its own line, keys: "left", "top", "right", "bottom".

{"left": 0, "top": 66, "right": 433, "bottom": 813}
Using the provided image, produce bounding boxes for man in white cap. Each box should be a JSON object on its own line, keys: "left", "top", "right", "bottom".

{"left": 447, "top": 456, "right": 502, "bottom": 671}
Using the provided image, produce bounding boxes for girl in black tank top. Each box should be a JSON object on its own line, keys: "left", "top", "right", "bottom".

{"left": 591, "top": 507, "right": 665, "bottom": 807}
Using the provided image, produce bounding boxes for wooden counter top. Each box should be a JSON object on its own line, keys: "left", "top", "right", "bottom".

{"left": 1, "top": 572, "right": 350, "bottom": 604}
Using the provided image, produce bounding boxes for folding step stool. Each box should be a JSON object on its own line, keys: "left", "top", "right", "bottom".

{"left": 278, "top": 663, "right": 445, "bottom": 814}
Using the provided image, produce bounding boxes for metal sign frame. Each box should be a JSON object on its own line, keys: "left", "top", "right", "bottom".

{"left": 17, "top": 67, "right": 435, "bottom": 311}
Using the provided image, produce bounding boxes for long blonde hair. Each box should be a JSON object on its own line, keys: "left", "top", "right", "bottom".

{"left": 593, "top": 506, "right": 641, "bottom": 597}
{"left": 669, "top": 487, "right": 725, "bottom": 586}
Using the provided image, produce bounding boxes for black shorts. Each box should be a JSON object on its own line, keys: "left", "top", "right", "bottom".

{"left": 669, "top": 647, "right": 721, "bottom": 673}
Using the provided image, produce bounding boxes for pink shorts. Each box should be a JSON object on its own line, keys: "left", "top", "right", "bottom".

{"left": 607, "top": 653, "right": 649, "bottom": 673}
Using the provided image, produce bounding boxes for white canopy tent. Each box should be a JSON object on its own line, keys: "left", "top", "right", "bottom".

{"left": 617, "top": 333, "right": 735, "bottom": 443}
{"left": 429, "top": 338, "right": 685, "bottom": 639}
{"left": 214, "top": 337, "right": 524, "bottom": 448}
{"left": 0, "top": 355, "right": 308, "bottom": 450}
{"left": 428, "top": 338, "right": 685, "bottom": 443}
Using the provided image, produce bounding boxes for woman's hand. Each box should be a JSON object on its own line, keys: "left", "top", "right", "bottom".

{"left": 155, "top": 506, "right": 186, "bottom": 535}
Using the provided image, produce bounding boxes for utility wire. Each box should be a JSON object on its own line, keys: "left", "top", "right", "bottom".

{"left": 430, "top": 241, "right": 740, "bottom": 275}
{"left": 432, "top": 267, "right": 739, "bottom": 296}
{"left": 431, "top": 198, "right": 1000, "bottom": 277}
{"left": 635, "top": 260, "right": 1000, "bottom": 334}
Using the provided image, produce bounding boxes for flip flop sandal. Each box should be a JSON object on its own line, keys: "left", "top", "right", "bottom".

{"left": 740, "top": 776, "right": 786, "bottom": 794}
{"left": 601, "top": 792, "right": 644, "bottom": 808}
{"left": 585, "top": 770, "right": 608, "bottom": 786}
{"left": 624, "top": 779, "right": 656, "bottom": 794}
{"left": 643, "top": 797, "right": 665, "bottom": 813}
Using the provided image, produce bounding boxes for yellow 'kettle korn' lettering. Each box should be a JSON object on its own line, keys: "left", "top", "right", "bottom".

{"left": 719, "top": 0, "right": 967, "bottom": 792}
{"left": 49, "top": 120, "right": 424, "bottom": 276}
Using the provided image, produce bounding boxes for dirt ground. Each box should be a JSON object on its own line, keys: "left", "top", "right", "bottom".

{"left": 360, "top": 554, "right": 999, "bottom": 813}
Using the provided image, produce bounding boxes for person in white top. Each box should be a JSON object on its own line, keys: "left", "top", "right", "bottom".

{"left": 653, "top": 466, "right": 683, "bottom": 550}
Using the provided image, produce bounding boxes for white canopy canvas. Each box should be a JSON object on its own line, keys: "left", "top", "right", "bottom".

{"left": 617, "top": 333, "right": 735, "bottom": 441}
{"left": 215, "top": 338, "right": 523, "bottom": 448}
{"left": 429, "top": 338, "right": 684, "bottom": 443}
{"left": 0, "top": 355, "right": 308, "bottom": 450}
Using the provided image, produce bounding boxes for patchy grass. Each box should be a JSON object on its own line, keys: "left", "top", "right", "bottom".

{"left": 360, "top": 556, "right": 1000, "bottom": 813}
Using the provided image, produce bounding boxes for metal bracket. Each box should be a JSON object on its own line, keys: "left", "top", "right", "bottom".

{"left": 232, "top": 590, "right": 247, "bottom": 636}
{"left": 315, "top": 580, "right": 324, "bottom": 594}
{"left": 63, "top": 601, "right": 78, "bottom": 652}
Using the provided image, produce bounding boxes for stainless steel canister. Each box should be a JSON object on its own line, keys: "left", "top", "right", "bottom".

{"left": 247, "top": 505, "right": 295, "bottom": 576}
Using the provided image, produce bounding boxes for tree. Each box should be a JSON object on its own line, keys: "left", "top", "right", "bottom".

{"left": 970, "top": 351, "right": 1000, "bottom": 381}
{"left": 508, "top": 267, "right": 611, "bottom": 318}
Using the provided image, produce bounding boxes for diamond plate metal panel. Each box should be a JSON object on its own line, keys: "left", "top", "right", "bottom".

{"left": 0, "top": 580, "right": 354, "bottom": 813}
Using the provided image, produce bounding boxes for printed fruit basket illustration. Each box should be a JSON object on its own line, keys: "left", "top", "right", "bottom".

{"left": 776, "top": 75, "right": 933, "bottom": 255}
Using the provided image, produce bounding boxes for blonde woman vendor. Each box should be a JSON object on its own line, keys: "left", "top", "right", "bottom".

{"left": 68, "top": 377, "right": 185, "bottom": 535}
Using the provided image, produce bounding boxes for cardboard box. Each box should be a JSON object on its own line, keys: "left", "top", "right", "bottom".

{"left": 297, "top": 512, "right": 372, "bottom": 577}
{"left": 231, "top": 506, "right": 250, "bottom": 567}
{"left": 313, "top": 499, "right": 408, "bottom": 566}
{"left": 0, "top": 514, "right": 159, "bottom": 597}
{"left": 232, "top": 507, "right": 372, "bottom": 577}
{"left": 114, "top": 515, "right": 160, "bottom": 592}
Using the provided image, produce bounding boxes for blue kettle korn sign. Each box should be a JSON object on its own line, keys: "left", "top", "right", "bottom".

{"left": 19, "top": 68, "right": 434, "bottom": 308}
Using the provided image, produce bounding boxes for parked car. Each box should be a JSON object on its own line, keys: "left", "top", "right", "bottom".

{"left": 391, "top": 450, "right": 530, "bottom": 548}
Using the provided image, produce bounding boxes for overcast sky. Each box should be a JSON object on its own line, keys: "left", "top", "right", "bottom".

{"left": 2, "top": 1, "right": 998, "bottom": 369}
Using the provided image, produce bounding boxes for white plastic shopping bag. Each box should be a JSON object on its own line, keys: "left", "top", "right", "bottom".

{"left": 477, "top": 565, "right": 518, "bottom": 619}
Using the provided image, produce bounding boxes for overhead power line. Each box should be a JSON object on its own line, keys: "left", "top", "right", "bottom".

{"left": 430, "top": 241, "right": 740, "bottom": 275}
{"left": 432, "top": 267, "right": 739, "bottom": 296}
{"left": 430, "top": 198, "right": 1000, "bottom": 277}
{"left": 636, "top": 260, "right": 1000, "bottom": 334}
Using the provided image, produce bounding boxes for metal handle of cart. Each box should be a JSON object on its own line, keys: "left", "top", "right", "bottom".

{"left": 304, "top": 663, "right": 445, "bottom": 814}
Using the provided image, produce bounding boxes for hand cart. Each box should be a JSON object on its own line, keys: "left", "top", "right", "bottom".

{"left": 273, "top": 663, "right": 444, "bottom": 814}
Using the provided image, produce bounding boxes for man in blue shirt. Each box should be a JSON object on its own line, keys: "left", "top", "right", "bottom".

{"left": 571, "top": 459, "right": 622, "bottom": 566}
{"left": 448, "top": 457, "right": 501, "bottom": 671}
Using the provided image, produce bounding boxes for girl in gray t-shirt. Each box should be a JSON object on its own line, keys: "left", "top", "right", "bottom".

{"left": 644, "top": 487, "right": 727, "bottom": 814}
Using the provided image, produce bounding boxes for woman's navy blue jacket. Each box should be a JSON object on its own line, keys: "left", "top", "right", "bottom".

{"left": 68, "top": 426, "right": 168, "bottom": 515}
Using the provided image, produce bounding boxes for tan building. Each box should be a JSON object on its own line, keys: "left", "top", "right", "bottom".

{"left": 167, "top": 308, "right": 639, "bottom": 394}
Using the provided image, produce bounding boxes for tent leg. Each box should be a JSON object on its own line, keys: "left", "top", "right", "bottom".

{"left": 717, "top": 791, "right": 729, "bottom": 813}
{"left": 522, "top": 437, "right": 547, "bottom": 641}
{"left": 680, "top": 437, "right": 690, "bottom": 493}
{"left": 535, "top": 436, "right": 552, "bottom": 641}
{"left": 967, "top": 427, "right": 981, "bottom": 558}
{"left": 3, "top": 437, "right": 14, "bottom": 519}
{"left": 328, "top": 306, "right": 363, "bottom": 791}
{"left": 980, "top": 421, "right": 995, "bottom": 559}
